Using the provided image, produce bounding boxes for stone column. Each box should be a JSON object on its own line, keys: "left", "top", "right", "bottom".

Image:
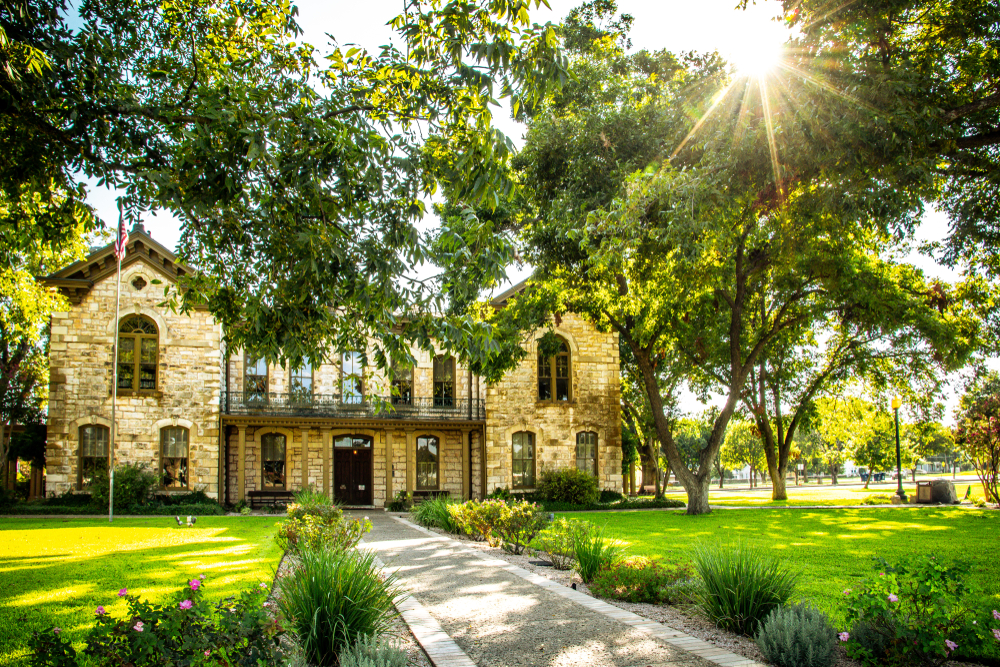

{"left": 385, "top": 430, "right": 394, "bottom": 502}
{"left": 405, "top": 429, "right": 415, "bottom": 493}
{"left": 301, "top": 429, "right": 310, "bottom": 491}
{"left": 321, "top": 427, "right": 331, "bottom": 497}
{"left": 237, "top": 425, "right": 246, "bottom": 503}
{"left": 461, "top": 429, "right": 470, "bottom": 501}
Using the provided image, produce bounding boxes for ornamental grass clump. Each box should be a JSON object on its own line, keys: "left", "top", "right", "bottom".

{"left": 534, "top": 517, "right": 595, "bottom": 569}
{"left": 411, "top": 495, "right": 460, "bottom": 533}
{"left": 755, "top": 604, "right": 837, "bottom": 667}
{"left": 692, "top": 542, "right": 798, "bottom": 636}
{"left": 338, "top": 634, "right": 408, "bottom": 667}
{"left": 573, "top": 525, "right": 625, "bottom": 584}
{"left": 277, "top": 548, "right": 401, "bottom": 667}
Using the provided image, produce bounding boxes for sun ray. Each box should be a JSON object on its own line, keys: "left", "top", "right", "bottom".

{"left": 758, "top": 75, "right": 782, "bottom": 191}
{"left": 671, "top": 78, "right": 738, "bottom": 159}
{"left": 777, "top": 61, "right": 874, "bottom": 112}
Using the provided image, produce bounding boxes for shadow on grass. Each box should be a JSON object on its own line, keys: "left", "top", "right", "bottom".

{"left": 0, "top": 518, "right": 282, "bottom": 666}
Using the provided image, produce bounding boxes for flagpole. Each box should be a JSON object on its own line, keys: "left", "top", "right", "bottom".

{"left": 109, "top": 214, "right": 126, "bottom": 523}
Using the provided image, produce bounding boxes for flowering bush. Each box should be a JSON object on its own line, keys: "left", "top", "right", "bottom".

{"left": 275, "top": 498, "right": 371, "bottom": 555}
{"left": 590, "top": 557, "right": 695, "bottom": 604}
{"left": 29, "top": 576, "right": 282, "bottom": 666}
{"left": 842, "top": 555, "right": 995, "bottom": 666}
{"left": 447, "top": 499, "right": 507, "bottom": 546}
{"left": 533, "top": 517, "right": 596, "bottom": 569}
{"left": 493, "top": 499, "right": 550, "bottom": 554}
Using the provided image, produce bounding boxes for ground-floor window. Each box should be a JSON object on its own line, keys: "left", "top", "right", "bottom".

{"left": 576, "top": 431, "right": 597, "bottom": 475}
{"left": 262, "top": 433, "right": 287, "bottom": 488}
{"left": 512, "top": 431, "right": 535, "bottom": 488}
{"left": 416, "top": 435, "right": 439, "bottom": 490}
{"left": 161, "top": 426, "right": 189, "bottom": 489}
{"left": 78, "top": 425, "right": 109, "bottom": 489}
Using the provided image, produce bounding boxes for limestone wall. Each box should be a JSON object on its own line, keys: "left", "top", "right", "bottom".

{"left": 46, "top": 260, "right": 222, "bottom": 498}
{"left": 484, "top": 313, "right": 622, "bottom": 493}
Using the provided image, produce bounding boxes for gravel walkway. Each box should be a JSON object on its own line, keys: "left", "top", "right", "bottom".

{"left": 359, "top": 512, "right": 724, "bottom": 667}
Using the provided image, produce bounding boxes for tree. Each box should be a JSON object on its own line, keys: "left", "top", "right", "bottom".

{"left": 902, "top": 421, "right": 955, "bottom": 479}
{"left": 954, "top": 372, "right": 1000, "bottom": 504}
{"left": 832, "top": 398, "right": 896, "bottom": 489}
{"left": 2, "top": 0, "right": 567, "bottom": 375}
{"left": 721, "top": 421, "right": 765, "bottom": 488}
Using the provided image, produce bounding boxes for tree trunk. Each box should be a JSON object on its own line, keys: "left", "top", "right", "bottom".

{"left": 685, "top": 474, "right": 712, "bottom": 514}
{"left": 719, "top": 473, "right": 724, "bottom": 489}
{"left": 772, "top": 472, "right": 787, "bottom": 499}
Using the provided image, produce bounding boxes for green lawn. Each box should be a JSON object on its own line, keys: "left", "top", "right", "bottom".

{"left": 562, "top": 507, "right": 1000, "bottom": 624}
{"left": 0, "top": 516, "right": 283, "bottom": 666}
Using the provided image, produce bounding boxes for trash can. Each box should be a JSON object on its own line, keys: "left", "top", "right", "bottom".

{"left": 916, "top": 481, "right": 934, "bottom": 504}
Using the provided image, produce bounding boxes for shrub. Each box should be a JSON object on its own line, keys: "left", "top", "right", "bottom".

{"left": 277, "top": 548, "right": 401, "bottom": 667}
{"left": 841, "top": 555, "right": 993, "bottom": 667}
{"left": 410, "top": 495, "right": 459, "bottom": 533}
{"left": 537, "top": 468, "right": 600, "bottom": 505}
{"left": 89, "top": 462, "right": 159, "bottom": 509}
{"left": 574, "top": 525, "right": 625, "bottom": 583}
{"left": 534, "top": 518, "right": 595, "bottom": 569}
{"left": 29, "top": 576, "right": 282, "bottom": 667}
{"left": 590, "top": 558, "right": 695, "bottom": 604}
{"left": 493, "top": 500, "right": 550, "bottom": 554}
{"left": 756, "top": 604, "right": 837, "bottom": 667}
{"left": 339, "top": 634, "right": 408, "bottom": 667}
{"left": 599, "top": 489, "right": 625, "bottom": 503}
{"left": 275, "top": 498, "right": 371, "bottom": 555}
{"left": 386, "top": 491, "right": 410, "bottom": 512}
{"left": 450, "top": 499, "right": 506, "bottom": 546}
{"left": 861, "top": 494, "right": 894, "bottom": 505}
{"left": 692, "top": 542, "right": 798, "bottom": 636}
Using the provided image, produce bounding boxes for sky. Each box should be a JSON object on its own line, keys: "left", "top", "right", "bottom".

{"left": 81, "top": 0, "right": 968, "bottom": 420}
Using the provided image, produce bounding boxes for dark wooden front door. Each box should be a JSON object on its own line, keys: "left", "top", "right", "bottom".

{"left": 334, "top": 447, "right": 373, "bottom": 505}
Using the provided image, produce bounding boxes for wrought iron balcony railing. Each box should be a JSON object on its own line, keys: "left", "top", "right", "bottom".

{"left": 223, "top": 392, "right": 485, "bottom": 421}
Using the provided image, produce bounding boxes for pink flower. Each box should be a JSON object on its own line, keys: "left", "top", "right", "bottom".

{"left": 53, "top": 628, "right": 60, "bottom": 635}
{"left": 888, "top": 594, "right": 899, "bottom": 603}
{"left": 992, "top": 628, "right": 1000, "bottom": 642}
{"left": 189, "top": 579, "right": 201, "bottom": 591}
{"left": 179, "top": 600, "right": 193, "bottom": 610}
{"left": 945, "top": 640, "right": 957, "bottom": 653}
{"left": 95, "top": 606, "right": 106, "bottom": 616}
{"left": 259, "top": 583, "right": 267, "bottom": 589}
{"left": 118, "top": 588, "right": 127, "bottom": 597}
{"left": 133, "top": 621, "right": 144, "bottom": 632}
{"left": 843, "top": 589, "right": 851, "bottom": 596}
{"left": 839, "top": 632, "right": 850, "bottom": 642}
{"left": 994, "top": 610, "right": 1000, "bottom": 621}
{"left": 204, "top": 650, "right": 211, "bottom": 656}
{"left": 263, "top": 601, "right": 272, "bottom": 608}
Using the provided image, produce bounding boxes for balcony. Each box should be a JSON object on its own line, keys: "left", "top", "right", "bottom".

{"left": 223, "top": 392, "right": 485, "bottom": 421}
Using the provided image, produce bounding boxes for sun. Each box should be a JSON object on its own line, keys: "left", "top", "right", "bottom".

{"left": 728, "top": 39, "right": 784, "bottom": 78}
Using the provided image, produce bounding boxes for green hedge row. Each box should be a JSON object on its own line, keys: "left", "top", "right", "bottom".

{"left": 0, "top": 502, "right": 225, "bottom": 516}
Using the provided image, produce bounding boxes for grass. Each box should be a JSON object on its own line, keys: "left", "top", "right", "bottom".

{"left": 558, "top": 507, "right": 1000, "bottom": 626}
{"left": 0, "top": 516, "right": 283, "bottom": 666}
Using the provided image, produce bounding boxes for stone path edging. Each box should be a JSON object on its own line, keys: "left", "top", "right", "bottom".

{"left": 359, "top": 537, "right": 476, "bottom": 667}
{"left": 391, "top": 516, "right": 767, "bottom": 667}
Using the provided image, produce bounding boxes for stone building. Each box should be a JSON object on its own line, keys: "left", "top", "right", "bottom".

{"left": 42, "top": 225, "right": 622, "bottom": 506}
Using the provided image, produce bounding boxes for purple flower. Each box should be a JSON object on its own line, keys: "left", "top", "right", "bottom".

{"left": 888, "top": 594, "right": 899, "bottom": 603}
{"left": 179, "top": 600, "right": 193, "bottom": 610}
{"left": 95, "top": 606, "right": 106, "bottom": 616}
{"left": 994, "top": 610, "right": 1000, "bottom": 621}
{"left": 53, "top": 628, "right": 60, "bottom": 635}
{"left": 945, "top": 640, "right": 957, "bottom": 653}
{"left": 133, "top": 621, "right": 144, "bottom": 632}
{"left": 118, "top": 588, "right": 127, "bottom": 597}
{"left": 189, "top": 579, "right": 201, "bottom": 591}
{"left": 839, "top": 632, "right": 850, "bottom": 642}
{"left": 992, "top": 628, "right": 1000, "bottom": 642}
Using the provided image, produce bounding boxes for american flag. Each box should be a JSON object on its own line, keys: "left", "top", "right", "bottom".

{"left": 113, "top": 214, "right": 129, "bottom": 261}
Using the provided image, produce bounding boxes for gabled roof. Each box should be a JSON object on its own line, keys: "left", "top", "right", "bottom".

{"left": 490, "top": 278, "right": 529, "bottom": 308}
{"left": 39, "top": 223, "right": 191, "bottom": 305}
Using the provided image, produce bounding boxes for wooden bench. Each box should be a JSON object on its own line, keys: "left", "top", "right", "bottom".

{"left": 248, "top": 490, "right": 294, "bottom": 509}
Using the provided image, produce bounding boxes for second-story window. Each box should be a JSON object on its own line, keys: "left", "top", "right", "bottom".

{"left": 245, "top": 355, "right": 268, "bottom": 401}
{"left": 538, "top": 338, "right": 570, "bottom": 402}
{"left": 391, "top": 358, "right": 413, "bottom": 405}
{"left": 433, "top": 355, "right": 454, "bottom": 407}
{"left": 342, "top": 351, "right": 363, "bottom": 404}
{"left": 117, "top": 315, "right": 158, "bottom": 391}
{"left": 290, "top": 360, "right": 312, "bottom": 399}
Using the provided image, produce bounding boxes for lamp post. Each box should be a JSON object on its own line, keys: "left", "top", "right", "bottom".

{"left": 892, "top": 395, "right": 906, "bottom": 502}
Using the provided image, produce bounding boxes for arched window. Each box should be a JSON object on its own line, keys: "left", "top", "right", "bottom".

{"left": 416, "top": 435, "right": 439, "bottom": 490}
{"left": 576, "top": 431, "right": 598, "bottom": 475}
{"left": 117, "top": 315, "right": 158, "bottom": 391}
{"left": 538, "top": 338, "right": 570, "bottom": 402}
{"left": 78, "top": 425, "right": 109, "bottom": 489}
{"left": 433, "top": 355, "right": 455, "bottom": 407}
{"left": 245, "top": 354, "right": 268, "bottom": 399}
{"left": 342, "top": 351, "right": 363, "bottom": 404}
{"left": 512, "top": 431, "right": 535, "bottom": 488}
{"left": 261, "top": 433, "right": 287, "bottom": 489}
{"left": 161, "top": 426, "right": 189, "bottom": 489}
{"left": 290, "top": 360, "right": 312, "bottom": 399}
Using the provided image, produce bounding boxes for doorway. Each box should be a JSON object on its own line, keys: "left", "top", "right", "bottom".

{"left": 333, "top": 434, "right": 373, "bottom": 505}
